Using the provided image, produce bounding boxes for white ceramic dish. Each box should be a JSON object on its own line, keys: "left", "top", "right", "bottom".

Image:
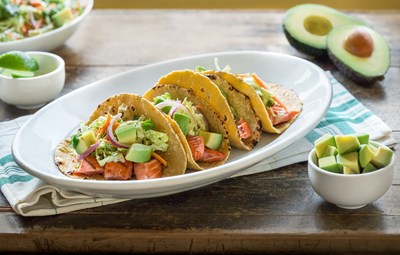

{"left": 308, "top": 141, "right": 394, "bottom": 209}
{"left": 0, "top": 51, "right": 65, "bottom": 109}
{"left": 0, "top": 0, "right": 93, "bottom": 53}
{"left": 12, "top": 51, "right": 332, "bottom": 198}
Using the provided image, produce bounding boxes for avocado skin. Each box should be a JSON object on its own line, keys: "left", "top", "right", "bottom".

{"left": 283, "top": 27, "right": 327, "bottom": 58}
{"left": 328, "top": 49, "right": 385, "bottom": 85}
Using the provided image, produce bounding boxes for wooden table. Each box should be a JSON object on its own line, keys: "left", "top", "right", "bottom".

{"left": 1, "top": 9, "right": 399, "bottom": 254}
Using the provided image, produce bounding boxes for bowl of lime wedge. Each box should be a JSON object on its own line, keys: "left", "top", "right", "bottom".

{"left": 0, "top": 51, "right": 65, "bottom": 109}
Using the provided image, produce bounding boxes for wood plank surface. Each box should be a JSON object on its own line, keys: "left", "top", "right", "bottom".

{"left": 0, "top": 9, "right": 399, "bottom": 254}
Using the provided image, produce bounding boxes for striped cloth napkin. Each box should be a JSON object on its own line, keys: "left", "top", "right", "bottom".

{"left": 0, "top": 72, "right": 396, "bottom": 216}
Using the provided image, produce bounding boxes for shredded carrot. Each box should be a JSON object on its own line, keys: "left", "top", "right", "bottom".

{"left": 97, "top": 114, "right": 111, "bottom": 140}
{"left": 112, "top": 121, "right": 120, "bottom": 131}
{"left": 252, "top": 73, "right": 290, "bottom": 113}
{"left": 152, "top": 152, "right": 167, "bottom": 167}
{"left": 251, "top": 73, "right": 269, "bottom": 89}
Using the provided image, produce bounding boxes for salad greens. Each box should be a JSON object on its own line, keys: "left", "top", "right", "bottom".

{"left": 0, "top": 0, "right": 84, "bottom": 42}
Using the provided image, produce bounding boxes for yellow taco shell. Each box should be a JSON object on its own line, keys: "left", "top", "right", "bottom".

{"left": 143, "top": 84, "right": 231, "bottom": 170}
{"left": 214, "top": 71, "right": 302, "bottom": 134}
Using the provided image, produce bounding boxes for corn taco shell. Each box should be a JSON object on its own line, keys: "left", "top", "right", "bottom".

{"left": 156, "top": 69, "right": 258, "bottom": 151}
{"left": 203, "top": 71, "right": 262, "bottom": 149}
{"left": 54, "top": 93, "right": 187, "bottom": 180}
{"left": 213, "top": 71, "right": 302, "bottom": 134}
{"left": 143, "top": 84, "right": 231, "bottom": 170}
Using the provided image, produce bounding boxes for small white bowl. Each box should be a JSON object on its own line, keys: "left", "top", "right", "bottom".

{"left": 308, "top": 141, "right": 394, "bottom": 209}
{"left": 0, "top": 51, "right": 65, "bottom": 109}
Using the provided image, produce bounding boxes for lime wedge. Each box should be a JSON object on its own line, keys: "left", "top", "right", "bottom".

{"left": 1, "top": 69, "right": 35, "bottom": 78}
{"left": 0, "top": 51, "right": 39, "bottom": 72}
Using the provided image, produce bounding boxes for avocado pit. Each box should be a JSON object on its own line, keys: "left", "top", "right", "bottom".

{"left": 303, "top": 15, "right": 333, "bottom": 36}
{"left": 344, "top": 28, "right": 374, "bottom": 58}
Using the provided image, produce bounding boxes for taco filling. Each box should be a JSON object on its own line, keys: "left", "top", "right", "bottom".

{"left": 55, "top": 93, "right": 187, "bottom": 180}
{"left": 205, "top": 70, "right": 302, "bottom": 134}
{"left": 143, "top": 83, "right": 231, "bottom": 170}
{"left": 153, "top": 92, "right": 228, "bottom": 166}
{"left": 243, "top": 73, "right": 300, "bottom": 127}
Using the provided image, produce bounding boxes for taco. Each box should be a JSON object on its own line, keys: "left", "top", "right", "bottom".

{"left": 143, "top": 84, "right": 231, "bottom": 170}
{"left": 54, "top": 93, "right": 187, "bottom": 180}
{"left": 204, "top": 71, "right": 302, "bottom": 134}
{"left": 154, "top": 69, "right": 261, "bottom": 151}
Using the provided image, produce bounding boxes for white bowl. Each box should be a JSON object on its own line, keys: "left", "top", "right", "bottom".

{"left": 0, "top": 51, "right": 65, "bottom": 109}
{"left": 0, "top": 0, "right": 93, "bottom": 53}
{"left": 308, "top": 141, "right": 394, "bottom": 209}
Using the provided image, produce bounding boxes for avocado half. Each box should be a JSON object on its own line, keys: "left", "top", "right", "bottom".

{"left": 327, "top": 25, "right": 391, "bottom": 85}
{"left": 283, "top": 4, "right": 367, "bottom": 57}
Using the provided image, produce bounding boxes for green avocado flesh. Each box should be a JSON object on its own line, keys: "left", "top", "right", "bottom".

{"left": 327, "top": 25, "right": 391, "bottom": 84}
{"left": 283, "top": 4, "right": 367, "bottom": 57}
{"left": 314, "top": 134, "right": 393, "bottom": 175}
{"left": 126, "top": 143, "right": 153, "bottom": 163}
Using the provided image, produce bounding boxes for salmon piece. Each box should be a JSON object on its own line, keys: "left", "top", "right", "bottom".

{"left": 104, "top": 161, "right": 133, "bottom": 180}
{"left": 198, "top": 148, "right": 227, "bottom": 163}
{"left": 186, "top": 135, "right": 204, "bottom": 161}
{"left": 134, "top": 159, "right": 163, "bottom": 180}
{"left": 75, "top": 156, "right": 104, "bottom": 176}
{"left": 273, "top": 110, "right": 299, "bottom": 125}
{"left": 237, "top": 119, "right": 252, "bottom": 139}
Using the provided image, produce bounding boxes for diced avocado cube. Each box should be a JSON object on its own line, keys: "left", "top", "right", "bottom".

{"left": 315, "top": 134, "right": 336, "bottom": 158}
{"left": 154, "top": 97, "right": 165, "bottom": 105}
{"left": 359, "top": 144, "right": 376, "bottom": 168}
{"left": 74, "top": 139, "right": 88, "bottom": 155}
{"left": 115, "top": 123, "right": 137, "bottom": 145}
{"left": 74, "top": 130, "right": 96, "bottom": 155}
{"left": 161, "top": 106, "right": 172, "bottom": 114}
{"left": 371, "top": 146, "right": 394, "bottom": 168}
{"left": 318, "top": 156, "right": 342, "bottom": 174}
{"left": 173, "top": 112, "right": 190, "bottom": 136}
{"left": 334, "top": 134, "right": 360, "bottom": 154}
{"left": 343, "top": 165, "right": 360, "bottom": 175}
{"left": 52, "top": 7, "right": 73, "bottom": 27}
{"left": 199, "top": 130, "right": 223, "bottom": 150}
{"left": 337, "top": 151, "right": 360, "bottom": 174}
{"left": 362, "top": 162, "right": 377, "bottom": 173}
{"left": 81, "top": 130, "right": 96, "bottom": 145}
{"left": 356, "top": 133, "right": 370, "bottom": 145}
{"left": 125, "top": 143, "right": 153, "bottom": 163}
{"left": 368, "top": 142, "right": 378, "bottom": 151}
{"left": 320, "top": 145, "right": 338, "bottom": 158}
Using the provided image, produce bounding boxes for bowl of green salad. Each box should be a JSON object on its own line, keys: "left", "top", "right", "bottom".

{"left": 0, "top": 0, "right": 93, "bottom": 53}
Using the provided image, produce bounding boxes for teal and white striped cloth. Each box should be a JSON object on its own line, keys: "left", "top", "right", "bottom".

{"left": 0, "top": 72, "right": 396, "bottom": 216}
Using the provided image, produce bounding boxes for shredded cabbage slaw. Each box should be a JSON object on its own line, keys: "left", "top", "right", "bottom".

{"left": 0, "top": 0, "right": 84, "bottom": 42}
{"left": 73, "top": 114, "right": 169, "bottom": 167}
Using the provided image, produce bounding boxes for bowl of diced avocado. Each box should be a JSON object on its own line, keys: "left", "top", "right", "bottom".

{"left": 308, "top": 133, "right": 394, "bottom": 209}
